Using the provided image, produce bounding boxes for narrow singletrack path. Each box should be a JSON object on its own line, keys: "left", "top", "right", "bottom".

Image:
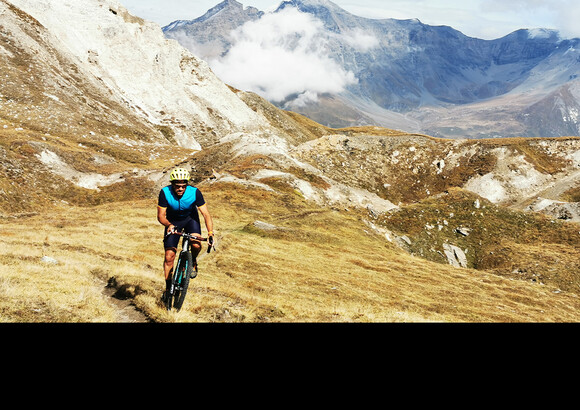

{"left": 102, "top": 282, "right": 151, "bottom": 323}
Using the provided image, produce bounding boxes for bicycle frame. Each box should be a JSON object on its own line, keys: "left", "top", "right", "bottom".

{"left": 167, "top": 231, "right": 209, "bottom": 248}
{"left": 164, "top": 231, "right": 210, "bottom": 311}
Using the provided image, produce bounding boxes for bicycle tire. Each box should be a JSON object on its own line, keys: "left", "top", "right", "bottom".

{"left": 173, "top": 250, "right": 193, "bottom": 311}
{"left": 164, "top": 289, "right": 172, "bottom": 311}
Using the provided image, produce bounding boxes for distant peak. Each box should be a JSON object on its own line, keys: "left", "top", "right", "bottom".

{"left": 217, "top": 0, "right": 243, "bottom": 7}
{"left": 276, "top": 0, "right": 351, "bottom": 32}
{"left": 164, "top": 0, "right": 262, "bottom": 28}
{"left": 292, "top": 0, "right": 337, "bottom": 5}
{"left": 207, "top": 0, "right": 244, "bottom": 15}
{"left": 527, "top": 28, "right": 561, "bottom": 40}
{"left": 278, "top": 0, "right": 342, "bottom": 9}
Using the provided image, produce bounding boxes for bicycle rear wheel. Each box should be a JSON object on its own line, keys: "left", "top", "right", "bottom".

{"left": 173, "top": 250, "right": 193, "bottom": 311}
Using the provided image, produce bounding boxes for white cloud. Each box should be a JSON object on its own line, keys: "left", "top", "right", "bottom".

{"left": 479, "top": 0, "right": 580, "bottom": 39}
{"left": 338, "top": 29, "right": 380, "bottom": 51}
{"left": 207, "top": 7, "right": 358, "bottom": 103}
{"left": 289, "top": 90, "right": 319, "bottom": 107}
{"left": 558, "top": 6, "right": 580, "bottom": 39}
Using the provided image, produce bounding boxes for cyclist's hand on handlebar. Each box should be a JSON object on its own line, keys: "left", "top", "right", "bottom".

{"left": 167, "top": 224, "right": 176, "bottom": 234}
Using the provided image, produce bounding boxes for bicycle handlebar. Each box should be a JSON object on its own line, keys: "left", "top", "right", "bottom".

{"left": 166, "top": 230, "right": 214, "bottom": 253}
{"left": 166, "top": 231, "right": 208, "bottom": 241}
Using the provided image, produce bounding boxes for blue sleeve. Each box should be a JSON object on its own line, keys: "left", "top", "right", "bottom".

{"left": 195, "top": 189, "right": 206, "bottom": 207}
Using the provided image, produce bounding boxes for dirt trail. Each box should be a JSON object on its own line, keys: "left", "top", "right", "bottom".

{"left": 102, "top": 282, "right": 150, "bottom": 323}
{"left": 98, "top": 250, "right": 214, "bottom": 322}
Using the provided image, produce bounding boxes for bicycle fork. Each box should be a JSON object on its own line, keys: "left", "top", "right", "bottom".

{"left": 171, "top": 238, "right": 191, "bottom": 293}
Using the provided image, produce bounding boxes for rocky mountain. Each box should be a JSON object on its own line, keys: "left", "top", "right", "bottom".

{"left": 163, "top": 0, "right": 264, "bottom": 62}
{"left": 1, "top": 0, "right": 580, "bottom": 319}
{"left": 2, "top": 0, "right": 274, "bottom": 152}
{"left": 163, "top": 0, "right": 580, "bottom": 139}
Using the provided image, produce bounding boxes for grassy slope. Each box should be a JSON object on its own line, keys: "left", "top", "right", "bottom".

{"left": 3, "top": 180, "right": 580, "bottom": 323}
{"left": 1, "top": 111, "right": 579, "bottom": 322}
{"left": 378, "top": 188, "right": 580, "bottom": 292}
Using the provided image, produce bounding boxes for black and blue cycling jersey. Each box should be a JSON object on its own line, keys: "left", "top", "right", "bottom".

{"left": 157, "top": 185, "right": 205, "bottom": 222}
{"left": 158, "top": 185, "right": 206, "bottom": 250}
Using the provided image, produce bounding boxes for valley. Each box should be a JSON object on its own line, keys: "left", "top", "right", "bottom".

{"left": 164, "top": 0, "right": 580, "bottom": 139}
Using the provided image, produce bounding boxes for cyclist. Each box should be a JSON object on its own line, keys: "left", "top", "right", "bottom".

{"left": 157, "top": 167, "right": 214, "bottom": 303}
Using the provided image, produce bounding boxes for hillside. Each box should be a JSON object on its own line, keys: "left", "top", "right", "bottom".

{"left": 1, "top": 0, "right": 580, "bottom": 322}
{"left": 3, "top": 187, "right": 580, "bottom": 323}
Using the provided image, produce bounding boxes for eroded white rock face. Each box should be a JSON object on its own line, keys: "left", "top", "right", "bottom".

{"left": 464, "top": 172, "right": 508, "bottom": 203}
{"left": 7, "top": 0, "right": 271, "bottom": 149}
{"left": 463, "top": 146, "right": 559, "bottom": 205}
{"left": 36, "top": 149, "right": 123, "bottom": 190}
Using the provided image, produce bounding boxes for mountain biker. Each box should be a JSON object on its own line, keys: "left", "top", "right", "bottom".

{"left": 157, "top": 167, "right": 214, "bottom": 303}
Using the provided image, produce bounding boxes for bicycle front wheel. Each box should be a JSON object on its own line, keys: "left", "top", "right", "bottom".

{"left": 173, "top": 251, "right": 193, "bottom": 311}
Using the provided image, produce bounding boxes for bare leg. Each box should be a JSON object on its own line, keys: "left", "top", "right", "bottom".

{"left": 190, "top": 241, "right": 201, "bottom": 260}
{"left": 164, "top": 248, "right": 176, "bottom": 280}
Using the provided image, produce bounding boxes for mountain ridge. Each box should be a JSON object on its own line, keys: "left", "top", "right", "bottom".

{"left": 163, "top": 0, "right": 580, "bottom": 139}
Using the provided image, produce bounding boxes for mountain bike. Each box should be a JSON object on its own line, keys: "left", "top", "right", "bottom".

{"left": 164, "top": 231, "right": 213, "bottom": 311}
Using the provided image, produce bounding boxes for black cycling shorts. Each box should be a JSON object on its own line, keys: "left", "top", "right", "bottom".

{"left": 163, "top": 217, "right": 201, "bottom": 250}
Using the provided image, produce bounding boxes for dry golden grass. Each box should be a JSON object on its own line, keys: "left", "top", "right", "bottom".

{"left": 0, "top": 221, "right": 122, "bottom": 322}
{"left": 2, "top": 181, "right": 580, "bottom": 322}
{"left": 377, "top": 187, "right": 580, "bottom": 292}
{"left": 560, "top": 185, "right": 580, "bottom": 202}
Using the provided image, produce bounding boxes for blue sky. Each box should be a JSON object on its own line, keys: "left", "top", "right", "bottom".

{"left": 119, "top": 0, "right": 580, "bottom": 40}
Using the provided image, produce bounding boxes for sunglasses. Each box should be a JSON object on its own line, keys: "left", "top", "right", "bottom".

{"left": 172, "top": 183, "right": 188, "bottom": 189}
